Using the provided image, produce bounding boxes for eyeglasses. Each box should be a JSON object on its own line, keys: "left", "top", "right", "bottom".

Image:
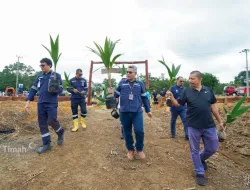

{"left": 78, "top": 74, "right": 83, "bottom": 76}
{"left": 40, "top": 64, "right": 46, "bottom": 67}
{"left": 127, "top": 71, "right": 134, "bottom": 74}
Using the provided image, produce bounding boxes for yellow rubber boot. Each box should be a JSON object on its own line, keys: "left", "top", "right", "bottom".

{"left": 71, "top": 119, "right": 79, "bottom": 132}
{"left": 80, "top": 117, "right": 86, "bottom": 129}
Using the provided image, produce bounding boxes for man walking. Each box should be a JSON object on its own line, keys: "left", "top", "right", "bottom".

{"left": 115, "top": 65, "right": 152, "bottom": 160}
{"left": 169, "top": 76, "right": 188, "bottom": 139}
{"left": 67, "top": 69, "right": 88, "bottom": 132}
{"left": 167, "top": 71, "right": 225, "bottom": 186}
{"left": 25, "top": 58, "right": 64, "bottom": 154}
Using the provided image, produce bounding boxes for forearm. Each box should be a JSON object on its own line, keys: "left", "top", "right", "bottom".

{"left": 170, "top": 96, "right": 180, "bottom": 107}
{"left": 211, "top": 106, "right": 222, "bottom": 123}
{"left": 26, "top": 89, "right": 37, "bottom": 101}
{"left": 142, "top": 97, "right": 150, "bottom": 113}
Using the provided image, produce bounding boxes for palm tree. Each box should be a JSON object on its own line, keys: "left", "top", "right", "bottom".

{"left": 158, "top": 56, "right": 181, "bottom": 106}
{"left": 42, "top": 35, "right": 62, "bottom": 80}
{"left": 87, "top": 37, "right": 122, "bottom": 92}
{"left": 42, "top": 35, "right": 62, "bottom": 91}
{"left": 158, "top": 56, "right": 181, "bottom": 88}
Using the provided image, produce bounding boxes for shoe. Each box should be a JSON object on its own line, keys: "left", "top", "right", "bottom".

{"left": 72, "top": 119, "right": 79, "bottom": 132}
{"left": 80, "top": 117, "right": 87, "bottom": 129}
{"left": 196, "top": 174, "right": 206, "bottom": 186}
{"left": 127, "top": 150, "right": 135, "bottom": 160}
{"left": 201, "top": 159, "right": 208, "bottom": 170}
{"left": 185, "top": 135, "right": 189, "bottom": 140}
{"left": 137, "top": 151, "right": 146, "bottom": 159}
{"left": 57, "top": 130, "right": 64, "bottom": 145}
{"left": 171, "top": 135, "right": 176, "bottom": 138}
{"left": 37, "top": 144, "right": 51, "bottom": 154}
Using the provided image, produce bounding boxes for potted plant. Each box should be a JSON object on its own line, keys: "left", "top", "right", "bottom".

{"left": 158, "top": 56, "right": 181, "bottom": 106}
{"left": 42, "top": 35, "right": 62, "bottom": 92}
{"left": 218, "top": 94, "right": 250, "bottom": 142}
{"left": 87, "top": 37, "right": 122, "bottom": 109}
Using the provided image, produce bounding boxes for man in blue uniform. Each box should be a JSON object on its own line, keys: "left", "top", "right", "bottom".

{"left": 67, "top": 69, "right": 88, "bottom": 132}
{"left": 152, "top": 90, "right": 158, "bottom": 104}
{"left": 169, "top": 76, "right": 188, "bottom": 139}
{"left": 25, "top": 58, "right": 64, "bottom": 154}
{"left": 115, "top": 65, "right": 152, "bottom": 160}
{"left": 167, "top": 71, "right": 225, "bottom": 186}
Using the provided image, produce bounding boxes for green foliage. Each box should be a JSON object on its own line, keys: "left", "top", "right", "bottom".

{"left": 64, "top": 72, "right": 73, "bottom": 88}
{"left": 103, "top": 78, "right": 117, "bottom": 89}
{"left": 201, "top": 73, "right": 219, "bottom": 91}
{"left": 87, "top": 37, "right": 122, "bottom": 88}
{"left": 120, "top": 64, "right": 127, "bottom": 77}
{"left": 223, "top": 94, "right": 250, "bottom": 125}
{"left": 42, "top": 35, "right": 62, "bottom": 74}
{"left": 234, "top": 70, "right": 250, "bottom": 86}
{"left": 0, "top": 63, "right": 38, "bottom": 91}
{"left": 158, "top": 56, "right": 181, "bottom": 88}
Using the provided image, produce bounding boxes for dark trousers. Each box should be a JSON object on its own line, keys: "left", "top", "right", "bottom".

{"left": 170, "top": 108, "right": 188, "bottom": 138}
{"left": 71, "top": 98, "right": 87, "bottom": 119}
{"left": 120, "top": 112, "right": 144, "bottom": 152}
{"left": 38, "top": 103, "right": 63, "bottom": 145}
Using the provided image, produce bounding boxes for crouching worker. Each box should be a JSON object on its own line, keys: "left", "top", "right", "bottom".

{"left": 67, "top": 69, "right": 88, "bottom": 132}
{"left": 25, "top": 58, "right": 65, "bottom": 154}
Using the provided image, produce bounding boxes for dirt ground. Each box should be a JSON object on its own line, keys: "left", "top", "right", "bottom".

{"left": 0, "top": 101, "right": 249, "bottom": 190}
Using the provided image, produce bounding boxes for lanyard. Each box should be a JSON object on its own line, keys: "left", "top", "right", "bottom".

{"left": 128, "top": 82, "right": 135, "bottom": 94}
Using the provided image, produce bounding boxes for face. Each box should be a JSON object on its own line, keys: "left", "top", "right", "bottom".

{"left": 189, "top": 74, "right": 202, "bottom": 88}
{"left": 177, "top": 77, "right": 185, "bottom": 86}
{"left": 40, "top": 62, "right": 50, "bottom": 73}
{"left": 76, "top": 72, "right": 83, "bottom": 79}
{"left": 126, "top": 68, "right": 136, "bottom": 80}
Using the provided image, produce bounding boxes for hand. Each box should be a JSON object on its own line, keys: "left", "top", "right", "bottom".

{"left": 147, "top": 112, "right": 152, "bottom": 118}
{"left": 73, "top": 89, "right": 79, "bottom": 93}
{"left": 219, "top": 122, "right": 226, "bottom": 131}
{"left": 25, "top": 101, "right": 30, "bottom": 112}
{"left": 166, "top": 90, "right": 173, "bottom": 98}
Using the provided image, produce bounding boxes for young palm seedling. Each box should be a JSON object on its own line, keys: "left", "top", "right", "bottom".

{"left": 87, "top": 37, "right": 122, "bottom": 109}
{"left": 158, "top": 56, "right": 181, "bottom": 106}
{"left": 218, "top": 94, "right": 250, "bottom": 142}
{"left": 42, "top": 35, "right": 62, "bottom": 91}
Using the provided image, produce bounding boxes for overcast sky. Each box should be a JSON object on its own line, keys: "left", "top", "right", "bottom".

{"left": 0, "top": 0, "right": 249, "bottom": 84}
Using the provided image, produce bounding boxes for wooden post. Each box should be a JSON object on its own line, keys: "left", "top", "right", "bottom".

{"left": 145, "top": 60, "right": 149, "bottom": 89}
{"left": 87, "top": 61, "right": 94, "bottom": 106}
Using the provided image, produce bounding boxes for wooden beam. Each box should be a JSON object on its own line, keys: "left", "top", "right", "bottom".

{"left": 101, "top": 68, "right": 121, "bottom": 74}
{"left": 87, "top": 61, "right": 94, "bottom": 105}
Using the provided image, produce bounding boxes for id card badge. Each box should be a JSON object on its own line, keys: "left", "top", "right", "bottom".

{"left": 129, "top": 93, "right": 134, "bottom": 100}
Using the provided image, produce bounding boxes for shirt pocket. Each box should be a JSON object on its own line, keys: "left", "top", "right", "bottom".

{"left": 133, "top": 85, "right": 141, "bottom": 95}
{"left": 121, "top": 84, "right": 130, "bottom": 94}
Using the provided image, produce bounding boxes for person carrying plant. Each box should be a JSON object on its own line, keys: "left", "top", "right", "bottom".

{"left": 67, "top": 69, "right": 88, "bottom": 132}
{"left": 169, "top": 76, "right": 188, "bottom": 139}
{"left": 25, "top": 58, "right": 64, "bottom": 154}
{"left": 166, "top": 71, "right": 226, "bottom": 186}
{"left": 115, "top": 65, "right": 152, "bottom": 160}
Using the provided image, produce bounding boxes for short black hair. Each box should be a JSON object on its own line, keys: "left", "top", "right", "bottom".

{"left": 40, "top": 58, "right": 52, "bottom": 68}
{"left": 190, "top": 71, "right": 202, "bottom": 79}
{"left": 76, "top": 69, "right": 82, "bottom": 73}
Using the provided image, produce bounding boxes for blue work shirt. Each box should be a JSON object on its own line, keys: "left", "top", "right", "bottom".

{"left": 27, "top": 70, "right": 63, "bottom": 103}
{"left": 115, "top": 79, "right": 150, "bottom": 113}
{"left": 170, "top": 85, "right": 186, "bottom": 111}
{"left": 67, "top": 77, "right": 88, "bottom": 99}
{"left": 178, "top": 86, "right": 217, "bottom": 129}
